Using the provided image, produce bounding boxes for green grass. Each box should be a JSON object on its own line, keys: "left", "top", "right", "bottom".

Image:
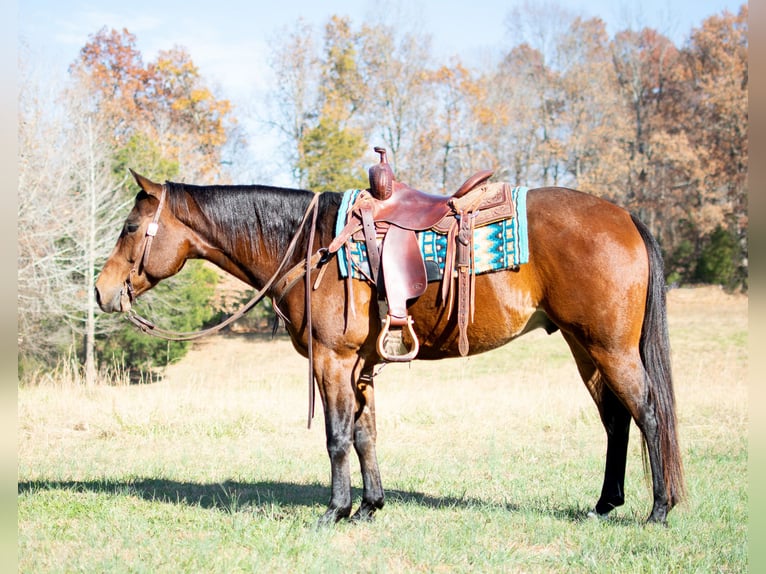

{"left": 18, "top": 289, "right": 748, "bottom": 572}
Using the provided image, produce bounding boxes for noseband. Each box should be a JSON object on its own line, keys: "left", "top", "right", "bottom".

{"left": 125, "top": 184, "right": 168, "bottom": 302}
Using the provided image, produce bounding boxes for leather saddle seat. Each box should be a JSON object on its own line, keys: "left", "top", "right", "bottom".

{"left": 369, "top": 148, "right": 493, "bottom": 230}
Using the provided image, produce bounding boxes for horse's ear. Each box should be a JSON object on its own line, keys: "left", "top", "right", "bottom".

{"left": 130, "top": 169, "right": 163, "bottom": 197}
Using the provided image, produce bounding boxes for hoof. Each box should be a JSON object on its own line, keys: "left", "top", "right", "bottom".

{"left": 646, "top": 510, "right": 669, "bottom": 526}
{"left": 317, "top": 507, "right": 350, "bottom": 527}
{"left": 587, "top": 509, "right": 610, "bottom": 521}
{"left": 646, "top": 502, "right": 669, "bottom": 525}
{"left": 350, "top": 505, "right": 377, "bottom": 523}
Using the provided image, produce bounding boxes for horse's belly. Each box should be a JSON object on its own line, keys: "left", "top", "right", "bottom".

{"left": 409, "top": 271, "right": 544, "bottom": 359}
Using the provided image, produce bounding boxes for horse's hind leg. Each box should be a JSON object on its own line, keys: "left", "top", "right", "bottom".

{"left": 589, "top": 347, "right": 672, "bottom": 524}
{"left": 593, "top": 387, "right": 632, "bottom": 516}
{"left": 350, "top": 368, "right": 385, "bottom": 521}
{"left": 562, "top": 334, "right": 632, "bottom": 518}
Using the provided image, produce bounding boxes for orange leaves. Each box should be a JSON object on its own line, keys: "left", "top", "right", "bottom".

{"left": 71, "top": 28, "right": 152, "bottom": 123}
{"left": 685, "top": 6, "right": 748, "bottom": 170}
{"left": 70, "top": 27, "right": 236, "bottom": 179}
{"left": 70, "top": 28, "right": 234, "bottom": 176}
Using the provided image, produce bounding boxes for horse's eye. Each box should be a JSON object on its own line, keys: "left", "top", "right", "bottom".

{"left": 126, "top": 223, "right": 139, "bottom": 234}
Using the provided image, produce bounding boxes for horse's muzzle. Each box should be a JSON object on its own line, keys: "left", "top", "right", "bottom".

{"left": 94, "top": 284, "right": 132, "bottom": 313}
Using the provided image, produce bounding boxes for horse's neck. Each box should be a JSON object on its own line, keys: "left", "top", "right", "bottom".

{"left": 180, "top": 187, "right": 312, "bottom": 290}
{"left": 198, "top": 240, "right": 268, "bottom": 289}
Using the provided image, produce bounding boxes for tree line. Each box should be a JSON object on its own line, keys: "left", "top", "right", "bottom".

{"left": 17, "top": 4, "right": 748, "bottom": 383}
{"left": 268, "top": 5, "right": 747, "bottom": 289}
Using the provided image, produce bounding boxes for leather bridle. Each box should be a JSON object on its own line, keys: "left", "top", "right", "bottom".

{"left": 125, "top": 184, "right": 168, "bottom": 304}
{"left": 124, "top": 188, "right": 325, "bottom": 342}
{"left": 121, "top": 186, "right": 327, "bottom": 427}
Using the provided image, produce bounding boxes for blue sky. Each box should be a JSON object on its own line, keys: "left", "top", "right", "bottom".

{"left": 19, "top": 0, "right": 745, "bottom": 182}
{"left": 20, "top": 0, "right": 744, "bottom": 87}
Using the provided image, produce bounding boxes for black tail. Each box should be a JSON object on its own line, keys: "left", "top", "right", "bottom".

{"left": 632, "top": 214, "right": 685, "bottom": 508}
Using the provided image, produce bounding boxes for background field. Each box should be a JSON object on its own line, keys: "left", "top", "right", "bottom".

{"left": 18, "top": 287, "right": 748, "bottom": 572}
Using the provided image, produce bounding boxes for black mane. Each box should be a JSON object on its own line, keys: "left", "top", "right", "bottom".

{"left": 163, "top": 181, "right": 343, "bottom": 259}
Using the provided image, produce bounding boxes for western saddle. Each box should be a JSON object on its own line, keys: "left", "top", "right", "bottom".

{"left": 328, "top": 147, "right": 515, "bottom": 362}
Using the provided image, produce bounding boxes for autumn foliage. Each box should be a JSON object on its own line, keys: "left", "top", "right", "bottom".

{"left": 70, "top": 27, "right": 236, "bottom": 180}
{"left": 270, "top": 6, "right": 747, "bottom": 289}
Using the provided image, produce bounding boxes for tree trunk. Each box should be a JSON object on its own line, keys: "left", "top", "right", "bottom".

{"left": 84, "top": 117, "right": 97, "bottom": 387}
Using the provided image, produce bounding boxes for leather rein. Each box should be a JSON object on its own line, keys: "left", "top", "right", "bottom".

{"left": 125, "top": 185, "right": 324, "bottom": 341}
{"left": 124, "top": 185, "right": 327, "bottom": 427}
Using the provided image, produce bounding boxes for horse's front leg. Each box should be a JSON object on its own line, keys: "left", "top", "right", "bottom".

{"left": 350, "top": 368, "right": 384, "bottom": 521}
{"left": 315, "top": 352, "right": 358, "bottom": 525}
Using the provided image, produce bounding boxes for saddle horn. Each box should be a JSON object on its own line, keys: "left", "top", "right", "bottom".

{"left": 369, "top": 146, "right": 395, "bottom": 201}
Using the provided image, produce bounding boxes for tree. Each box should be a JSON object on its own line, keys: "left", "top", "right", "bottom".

{"left": 299, "top": 117, "right": 367, "bottom": 191}
{"left": 18, "top": 28, "right": 236, "bottom": 383}
{"left": 70, "top": 27, "right": 239, "bottom": 181}
{"left": 18, "top": 53, "right": 77, "bottom": 369}
{"left": 269, "top": 16, "right": 369, "bottom": 191}
{"left": 684, "top": 5, "right": 748, "bottom": 205}
{"left": 679, "top": 5, "right": 748, "bottom": 287}
{"left": 151, "top": 46, "right": 235, "bottom": 180}
{"left": 694, "top": 225, "right": 739, "bottom": 288}
{"left": 18, "top": 54, "right": 128, "bottom": 384}
{"left": 66, "top": 109, "right": 127, "bottom": 386}
{"left": 502, "top": 0, "right": 576, "bottom": 187}
{"left": 485, "top": 43, "right": 550, "bottom": 186}
{"left": 304, "top": 16, "right": 369, "bottom": 190}
{"left": 69, "top": 28, "right": 153, "bottom": 145}
{"left": 269, "top": 14, "right": 441, "bottom": 191}
{"left": 266, "top": 19, "right": 319, "bottom": 188}
{"left": 605, "top": 6, "right": 747, "bottom": 287}
{"left": 357, "top": 16, "right": 435, "bottom": 183}
{"left": 609, "top": 26, "right": 698, "bottom": 242}
{"left": 558, "top": 17, "right": 630, "bottom": 196}
{"left": 420, "top": 60, "right": 485, "bottom": 192}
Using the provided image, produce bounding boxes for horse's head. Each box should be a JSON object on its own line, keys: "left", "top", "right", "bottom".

{"left": 95, "top": 171, "right": 195, "bottom": 313}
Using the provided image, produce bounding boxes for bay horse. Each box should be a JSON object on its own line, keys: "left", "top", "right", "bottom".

{"left": 94, "top": 171, "right": 684, "bottom": 525}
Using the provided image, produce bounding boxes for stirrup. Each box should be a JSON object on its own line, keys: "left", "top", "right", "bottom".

{"left": 376, "top": 315, "right": 419, "bottom": 362}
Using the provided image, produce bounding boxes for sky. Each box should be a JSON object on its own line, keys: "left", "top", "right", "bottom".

{"left": 18, "top": 0, "right": 746, "bottom": 183}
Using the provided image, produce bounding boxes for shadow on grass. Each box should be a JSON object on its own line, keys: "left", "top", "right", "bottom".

{"left": 17, "top": 478, "right": 635, "bottom": 524}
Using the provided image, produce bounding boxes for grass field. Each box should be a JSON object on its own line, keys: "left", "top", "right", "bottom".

{"left": 18, "top": 287, "right": 748, "bottom": 572}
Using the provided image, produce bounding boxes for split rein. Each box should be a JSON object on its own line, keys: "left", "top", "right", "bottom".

{"left": 124, "top": 185, "right": 327, "bottom": 427}
{"left": 125, "top": 186, "right": 325, "bottom": 341}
